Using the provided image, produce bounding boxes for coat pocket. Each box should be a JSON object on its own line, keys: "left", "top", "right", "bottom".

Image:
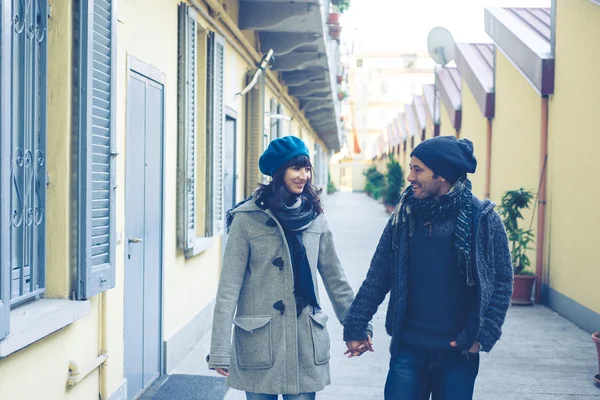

{"left": 233, "top": 315, "right": 273, "bottom": 369}
{"left": 308, "top": 312, "right": 331, "bottom": 365}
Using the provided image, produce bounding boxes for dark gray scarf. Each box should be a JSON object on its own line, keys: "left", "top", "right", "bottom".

{"left": 271, "top": 196, "right": 320, "bottom": 316}
{"left": 392, "top": 177, "right": 474, "bottom": 286}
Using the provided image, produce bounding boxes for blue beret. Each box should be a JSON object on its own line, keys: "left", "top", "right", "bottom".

{"left": 259, "top": 136, "right": 310, "bottom": 177}
{"left": 410, "top": 136, "right": 477, "bottom": 183}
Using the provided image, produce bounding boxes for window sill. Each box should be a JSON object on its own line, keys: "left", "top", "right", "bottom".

{"left": 184, "top": 237, "right": 215, "bottom": 258}
{"left": 0, "top": 298, "right": 91, "bottom": 358}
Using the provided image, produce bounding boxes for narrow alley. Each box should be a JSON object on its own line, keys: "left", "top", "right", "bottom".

{"left": 144, "top": 192, "right": 599, "bottom": 400}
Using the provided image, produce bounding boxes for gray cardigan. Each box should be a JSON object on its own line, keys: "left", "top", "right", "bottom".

{"left": 343, "top": 195, "right": 514, "bottom": 355}
{"left": 208, "top": 198, "right": 358, "bottom": 394}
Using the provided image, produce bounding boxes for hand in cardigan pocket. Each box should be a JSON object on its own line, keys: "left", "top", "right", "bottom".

{"left": 216, "top": 368, "right": 229, "bottom": 377}
{"left": 344, "top": 334, "right": 374, "bottom": 358}
{"left": 450, "top": 341, "right": 480, "bottom": 354}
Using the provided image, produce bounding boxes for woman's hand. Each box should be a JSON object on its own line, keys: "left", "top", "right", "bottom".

{"left": 344, "top": 334, "right": 374, "bottom": 358}
{"left": 216, "top": 368, "right": 230, "bottom": 377}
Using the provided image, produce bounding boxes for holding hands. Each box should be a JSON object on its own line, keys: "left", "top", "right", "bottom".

{"left": 344, "top": 334, "right": 374, "bottom": 358}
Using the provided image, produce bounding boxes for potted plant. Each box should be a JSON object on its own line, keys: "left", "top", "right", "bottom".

{"left": 593, "top": 332, "right": 600, "bottom": 385}
{"left": 383, "top": 155, "right": 404, "bottom": 213}
{"left": 337, "top": 75, "right": 344, "bottom": 84}
{"left": 337, "top": 90, "right": 348, "bottom": 101}
{"left": 327, "top": 12, "right": 340, "bottom": 25}
{"left": 499, "top": 189, "right": 536, "bottom": 305}
{"left": 331, "top": 0, "right": 351, "bottom": 13}
{"left": 327, "top": 171, "right": 337, "bottom": 195}
{"left": 329, "top": 25, "right": 342, "bottom": 40}
{"left": 363, "top": 166, "right": 385, "bottom": 200}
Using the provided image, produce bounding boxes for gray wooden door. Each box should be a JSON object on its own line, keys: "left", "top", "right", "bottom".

{"left": 124, "top": 67, "right": 164, "bottom": 400}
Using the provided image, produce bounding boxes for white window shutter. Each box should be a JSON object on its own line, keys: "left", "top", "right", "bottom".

{"left": 177, "top": 3, "right": 198, "bottom": 250}
{"left": 206, "top": 32, "right": 225, "bottom": 237}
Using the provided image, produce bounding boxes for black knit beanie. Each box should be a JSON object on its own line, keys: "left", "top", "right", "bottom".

{"left": 410, "top": 136, "right": 477, "bottom": 183}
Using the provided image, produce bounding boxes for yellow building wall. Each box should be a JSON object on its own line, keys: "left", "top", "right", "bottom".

{"left": 0, "top": 1, "right": 123, "bottom": 398}
{"left": 546, "top": 0, "right": 600, "bottom": 315}
{"left": 439, "top": 102, "right": 456, "bottom": 137}
{"left": 0, "top": 298, "right": 104, "bottom": 400}
{"left": 459, "top": 80, "right": 489, "bottom": 199}
{"left": 491, "top": 49, "right": 541, "bottom": 272}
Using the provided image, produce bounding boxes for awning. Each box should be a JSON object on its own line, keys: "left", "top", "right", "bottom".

{"left": 455, "top": 43, "right": 495, "bottom": 118}
{"left": 435, "top": 66, "right": 462, "bottom": 131}
{"left": 484, "top": 7, "right": 554, "bottom": 95}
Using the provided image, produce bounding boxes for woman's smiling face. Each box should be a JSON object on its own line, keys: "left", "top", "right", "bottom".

{"left": 284, "top": 165, "right": 311, "bottom": 195}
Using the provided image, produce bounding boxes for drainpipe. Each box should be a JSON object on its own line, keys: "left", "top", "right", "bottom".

{"left": 66, "top": 293, "right": 109, "bottom": 394}
{"left": 484, "top": 119, "right": 492, "bottom": 199}
{"left": 99, "top": 291, "right": 109, "bottom": 398}
{"left": 535, "top": 97, "right": 549, "bottom": 304}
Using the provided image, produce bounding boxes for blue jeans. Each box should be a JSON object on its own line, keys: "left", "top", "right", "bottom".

{"left": 384, "top": 344, "right": 480, "bottom": 400}
{"left": 246, "top": 393, "right": 315, "bottom": 400}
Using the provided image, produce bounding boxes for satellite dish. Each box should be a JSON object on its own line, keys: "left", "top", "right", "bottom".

{"left": 427, "top": 27, "right": 455, "bottom": 66}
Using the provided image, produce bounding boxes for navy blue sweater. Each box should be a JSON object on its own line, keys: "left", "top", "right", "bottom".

{"left": 399, "top": 217, "right": 477, "bottom": 351}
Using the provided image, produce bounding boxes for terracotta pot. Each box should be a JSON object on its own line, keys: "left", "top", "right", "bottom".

{"left": 511, "top": 275, "right": 535, "bottom": 305}
{"left": 329, "top": 25, "right": 342, "bottom": 40}
{"left": 337, "top": 92, "right": 346, "bottom": 101}
{"left": 327, "top": 13, "right": 340, "bottom": 25}
{"left": 337, "top": 75, "right": 344, "bottom": 84}
{"left": 593, "top": 333, "right": 600, "bottom": 377}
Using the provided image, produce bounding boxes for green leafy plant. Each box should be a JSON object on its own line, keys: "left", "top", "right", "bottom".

{"left": 363, "top": 166, "right": 386, "bottom": 200}
{"left": 384, "top": 155, "right": 404, "bottom": 206}
{"left": 332, "top": 0, "right": 351, "bottom": 13}
{"left": 499, "top": 189, "right": 536, "bottom": 276}
{"left": 327, "top": 171, "right": 337, "bottom": 195}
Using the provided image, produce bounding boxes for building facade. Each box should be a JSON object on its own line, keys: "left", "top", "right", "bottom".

{"left": 0, "top": 0, "right": 343, "bottom": 399}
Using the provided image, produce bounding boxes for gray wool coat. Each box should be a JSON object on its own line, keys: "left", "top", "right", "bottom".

{"left": 208, "top": 197, "right": 360, "bottom": 395}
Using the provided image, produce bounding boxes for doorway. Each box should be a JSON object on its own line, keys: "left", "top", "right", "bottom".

{"left": 124, "top": 57, "right": 165, "bottom": 400}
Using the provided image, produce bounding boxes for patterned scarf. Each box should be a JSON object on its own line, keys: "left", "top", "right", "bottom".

{"left": 392, "top": 177, "right": 475, "bottom": 286}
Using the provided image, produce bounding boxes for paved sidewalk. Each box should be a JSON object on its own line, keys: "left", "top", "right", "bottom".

{"left": 154, "top": 192, "right": 600, "bottom": 399}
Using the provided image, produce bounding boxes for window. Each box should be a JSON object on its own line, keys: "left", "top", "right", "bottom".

{"left": 1, "top": 0, "right": 49, "bottom": 339}
{"left": 381, "top": 81, "right": 388, "bottom": 95}
{"left": 276, "top": 104, "right": 284, "bottom": 138}
{"left": 403, "top": 54, "right": 417, "bottom": 69}
{"left": 269, "top": 98, "right": 278, "bottom": 142}
{"left": 177, "top": 3, "right": 226, "bottom": 255}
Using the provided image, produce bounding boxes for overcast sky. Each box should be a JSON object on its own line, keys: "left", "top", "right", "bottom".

{"left": 341, "top": 0, "right": 551, "bottom": 52}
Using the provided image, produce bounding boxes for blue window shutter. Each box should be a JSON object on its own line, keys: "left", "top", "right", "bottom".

{"left": 177, "top": 3, "right": 197, "bottom": 249}
{"left": 206, "top": 32, "right": 225, "bottom": 237}
{"left": 0, "top": 0, "right": 10, "bottom": 339}
{"left": 9, "top": 0, "right": 48, "bottom": 304}
{"left": 74, "top": 0, "right": 116, "bottom": 299}
{"left": 244, "top": 72, "right": 265, "bottom": 197}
